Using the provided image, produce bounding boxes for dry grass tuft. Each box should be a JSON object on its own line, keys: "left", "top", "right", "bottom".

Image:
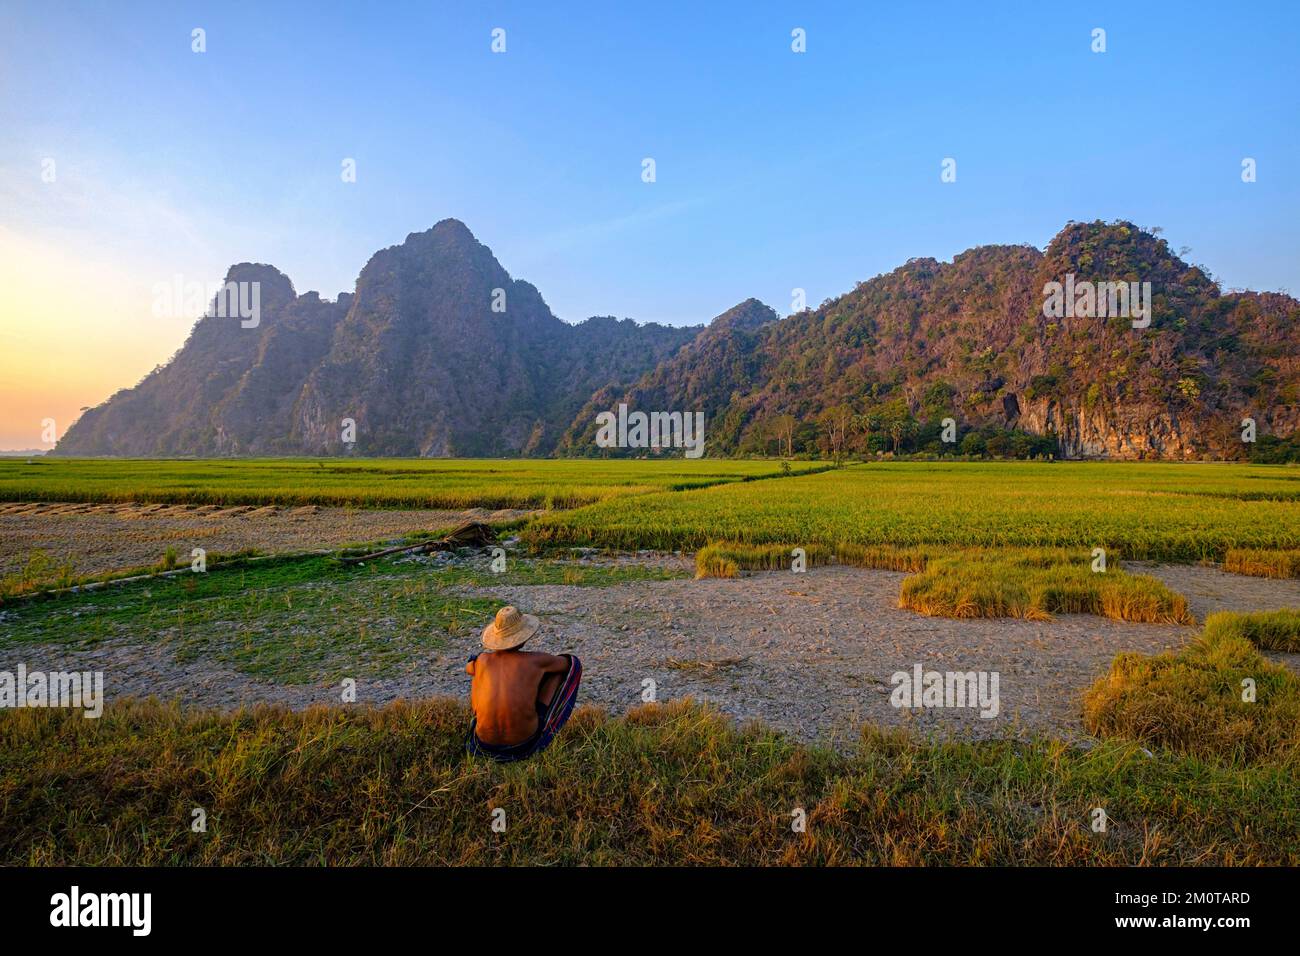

{"left": 694, "top": 544, "right": 1193, "bottom": 624}
{"left": 694, "top": 541, "right": 931, "bottom": 578}
{"left": 1083, "top": 610, "right": 1300, "bottom": 765}
{"left": 899, "top": 548, "right": 1194, "bottom": 624}
{"left": 1224, "top": 548, "right": 1300, "bottom": 579}
{"left": 664, "top": 656, "right": 749, "bottom": 673}
{"left": 1211, "top": 607, "right": 1300, "bottom": 653}
{"left": 0, "top": 549, "right": 76, "bottom": 600}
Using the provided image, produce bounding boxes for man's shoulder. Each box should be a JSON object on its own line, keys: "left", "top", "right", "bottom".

{"left": 483, "top": 649, "right": 548, "bottom": 665}
{"left": 478, "top": 649, "right": 561, "bottom": 671}
{"left": 515, "top": 650, "right": 555, "bottom": 665}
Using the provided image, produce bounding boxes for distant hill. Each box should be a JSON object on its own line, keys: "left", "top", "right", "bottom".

{"left": 557, "top": 298, "right": 779, "bottom": 454}
{"left": 55, "top": 220, "right": 699, "bottom": 457}
{"left": 562, "top": 221, "right": 1299, "bottom": 460}
{"left": 56, "top": 219, "right": 1299, "bottom": 460}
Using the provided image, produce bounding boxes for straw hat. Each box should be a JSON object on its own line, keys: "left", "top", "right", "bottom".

{"left": 481, "top": 605, "right": 541, "bottom": 650}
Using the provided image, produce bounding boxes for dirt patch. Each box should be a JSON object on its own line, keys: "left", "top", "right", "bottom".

{"left": 0, "top": 501, "right": 535, "bottom": 578}
{"left": 8, "top": 560, "right": 1196, "bottom": 745}
{"left": 15, "top": 555, "right": 1300, "bottom": 744}
{"left": 451, "top": 565, "right": 1203, "bottom": 744}
{"left": 1133, "top": 562, "right": 1300, "bottom": 621}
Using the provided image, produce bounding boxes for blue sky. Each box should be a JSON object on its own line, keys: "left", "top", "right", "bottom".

{"left": 1, "top": 0, "right": 1298, "bottom": 445}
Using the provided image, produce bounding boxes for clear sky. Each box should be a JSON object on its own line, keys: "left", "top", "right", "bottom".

{"left": 1, "top": 0, "right": 1297, "bottom": 448}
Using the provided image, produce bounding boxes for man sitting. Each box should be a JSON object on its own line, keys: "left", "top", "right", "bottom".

{"left": 465, "top": 605, "right": 582, "bottom": 762}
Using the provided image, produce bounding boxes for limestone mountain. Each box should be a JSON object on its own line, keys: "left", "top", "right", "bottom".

{"left": 55, "top": 219, "right": 1298, "bottom": 461}
{"left": 558, "top": 298, "right": 779, "bottom": 453}
{"left": 54, "top": 220, "right": 700, "bottom": 457}
{"left": 568, "top": 221, "right": 1298, "bottom": 460}
{"left": 55, "top": 263, "right": 344, "bottom": 456}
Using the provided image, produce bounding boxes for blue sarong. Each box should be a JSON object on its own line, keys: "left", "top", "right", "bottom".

{"left": 466, "top": 654, "right": 583, "bottom": 762}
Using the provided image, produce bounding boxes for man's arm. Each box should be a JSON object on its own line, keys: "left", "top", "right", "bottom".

{"left": 525, "top": 650, "right": 572, "bottom": 671}
{"left": 539, "top": 653, "right": 571, "bottom": 673}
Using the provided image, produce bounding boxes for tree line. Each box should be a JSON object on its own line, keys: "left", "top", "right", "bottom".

{"left": 746, "top": 398, "right": 1059, "bottom": 461}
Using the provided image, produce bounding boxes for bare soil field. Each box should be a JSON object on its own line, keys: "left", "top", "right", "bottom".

{"left": 24, "top": 556, "right": 1295, "bottom": 745}
{"left": 1133, "top": 561, "right": 1300, "bottom": 620}
{"left": 0, "top": 501, "right": 535, "bottom": 577}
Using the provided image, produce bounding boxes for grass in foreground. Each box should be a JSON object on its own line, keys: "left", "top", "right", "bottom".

{"left": 1, "top": 697, "right": 1296, "bottom": 866}
{"left": 1084, "top": 610, "right": 1300, "bottom": 766}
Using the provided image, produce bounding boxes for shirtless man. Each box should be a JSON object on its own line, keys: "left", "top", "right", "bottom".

{"left": 465, "top": 605, "right": 583, "bottom": 762}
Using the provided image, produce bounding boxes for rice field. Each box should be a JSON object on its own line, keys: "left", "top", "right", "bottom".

{"left": 7, "top": 458, "right": 1298, "bottom": 566}
{"left": 0, "top": 457, "right": 825, "bottom": 510}
{"left": 4, "top": 458, "right": 1298, "bottom": 867}
{"left": 523, "top": 461, "right": 1300, "bottom": 562}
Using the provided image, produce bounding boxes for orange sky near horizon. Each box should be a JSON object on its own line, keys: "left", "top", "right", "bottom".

{"left": 0, "top": 227, "right": 196, "bottom": 449}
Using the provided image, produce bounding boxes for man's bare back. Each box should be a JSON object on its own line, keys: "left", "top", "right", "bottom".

{"left": 467, "top": 649, "right": 571, "bottom": 746}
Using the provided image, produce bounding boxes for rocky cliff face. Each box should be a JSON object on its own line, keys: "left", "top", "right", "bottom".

{"left": 1020, "top": 399, "right": 1300, "bottom": 461}
{"left": 55, "top": 220, "right": 699, "bottom": 457}
{"left": 1017, "top": 401, "right": 1190, "bottom": 459}
{"left": 53, "top": 263, "right": 343, "bottom": 457}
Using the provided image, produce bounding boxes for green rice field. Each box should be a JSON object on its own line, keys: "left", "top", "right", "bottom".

{"left": 6, "top": 458, "right": 1298, "bottom": 563}
{"left": 0, "top": 457, "right": 826, "bottom": 510}
{"left": 523, "top": 461, "right": 1300, "bottom": 561}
